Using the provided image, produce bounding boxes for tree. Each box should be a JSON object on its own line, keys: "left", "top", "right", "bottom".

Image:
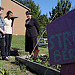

{"left": 16, "top": 0, "right": 41, "bottom": 19}
{"left": 38, "top": 14, "right": 50, "bottom": 37}
{"left": 49, "top": 0, "right": 71, "bottom": 20}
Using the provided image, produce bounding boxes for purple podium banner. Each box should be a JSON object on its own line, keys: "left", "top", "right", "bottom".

{"left": 46, "top": 9, "right": 75, "bottom": 65}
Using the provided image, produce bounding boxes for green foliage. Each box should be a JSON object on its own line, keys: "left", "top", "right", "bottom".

{"left": 30, "top": 57, "right": 33, "bottom": 62}
{"left": 49, "top": 0, "right": 71, "bottom": 20}
{"left": 45, "top": 61, "right": 49, "bottom": 66}
{"left": 35, "top": 59, "right": 42, "bottom": 63}
{"left": 16, "top": 0, "right": 41, "bottom": 19}
{"left": 29, "top": 55, "right": 61, "bottom": 71}
{"left": 38, "top": 14, "right": 50, "bottom": 37}
{"left": 57, "top": 64, "right": 61, "bottom": 70}
{"left": 50, "top": 65, "right": 61, "bottom": 71}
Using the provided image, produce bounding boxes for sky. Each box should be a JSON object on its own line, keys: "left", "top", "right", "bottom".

{"left": 32, "top": 0, "right": 75, "bottom": 17}
{"left": 0, "top": 0, "right": 1, "bottom": 6}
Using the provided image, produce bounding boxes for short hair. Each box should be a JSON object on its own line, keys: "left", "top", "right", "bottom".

{"left": 0, "top": 7, "right": 4, "bottom": 11}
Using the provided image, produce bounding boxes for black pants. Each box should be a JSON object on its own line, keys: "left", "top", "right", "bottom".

{"left": 5, "top": 34, "right": 12, "bottom": 56}
{"left": 25, "top": 36, "right": 38, "bottom": 54}
{"left": 33, "top": 37, "right": 38, "bottom": 51}
{"left": 0, "top": 38, "right": 6, "bottom": 59}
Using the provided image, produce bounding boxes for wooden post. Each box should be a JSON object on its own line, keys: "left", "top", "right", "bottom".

{"left": 60, "top": 63, "right": 75, "bottom": 75}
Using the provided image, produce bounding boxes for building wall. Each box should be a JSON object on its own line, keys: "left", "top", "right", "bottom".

{"left": 1, "top": 0, "right": 28, "bottom": 35}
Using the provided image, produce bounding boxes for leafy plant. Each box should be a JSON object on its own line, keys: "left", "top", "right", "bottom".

{"left": 29, "top": 55, "right": 61, "bottom": 71}
{"left": 45, "top": 61, "right": 49, "bottom": 66}
{"left": 35, "top": 59, "right": 42, "bottom": 63}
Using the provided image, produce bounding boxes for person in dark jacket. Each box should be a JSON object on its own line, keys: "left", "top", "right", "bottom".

{"left": 25, "top": 11, "right": 40, "bottom": 55}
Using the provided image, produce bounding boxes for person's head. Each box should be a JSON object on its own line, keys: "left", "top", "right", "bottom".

{"left": 26, "top": 11, "right": 32, "bottom": 19}
{"left": 0, "top": 7, "right": 4, "bottom": 16}
{"left": 6, "top": 10, "right": 13, "bottom": 19}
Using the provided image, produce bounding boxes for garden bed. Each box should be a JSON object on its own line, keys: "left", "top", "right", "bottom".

{"left": 15, "top": 55, "right": 60, "bottom": 75}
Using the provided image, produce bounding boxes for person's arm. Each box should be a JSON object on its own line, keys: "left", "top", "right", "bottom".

{"left": 0, "top": 18, "right": 6, "bottom": 34}
{"left": 11, "top": 18, "right": 14, "bottom": 27}
{"left": 34, "top": 18, "right": 40, "bottom": 34}
{"left": 3, "top": 18, "right": 6, "bottom": 34}
{"left": 0, "top": 28, "right": 6, "bottom": 34}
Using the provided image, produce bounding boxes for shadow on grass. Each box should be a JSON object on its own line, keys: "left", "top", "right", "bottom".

{"left": 10, "top": 47, "right": 20, "bottom": 56}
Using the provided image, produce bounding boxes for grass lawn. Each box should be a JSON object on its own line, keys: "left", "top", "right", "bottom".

{"left": 0, "top": 35, "right": 49, "bottom": 75}
{"left": 11, "top": 35, "right": 49, "bottom": 55}
{"left": 11, "top": 35, "right": 25, "bottom": 49}
{"left": 0, "top": 57, "right": 36, "bottom": 75}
